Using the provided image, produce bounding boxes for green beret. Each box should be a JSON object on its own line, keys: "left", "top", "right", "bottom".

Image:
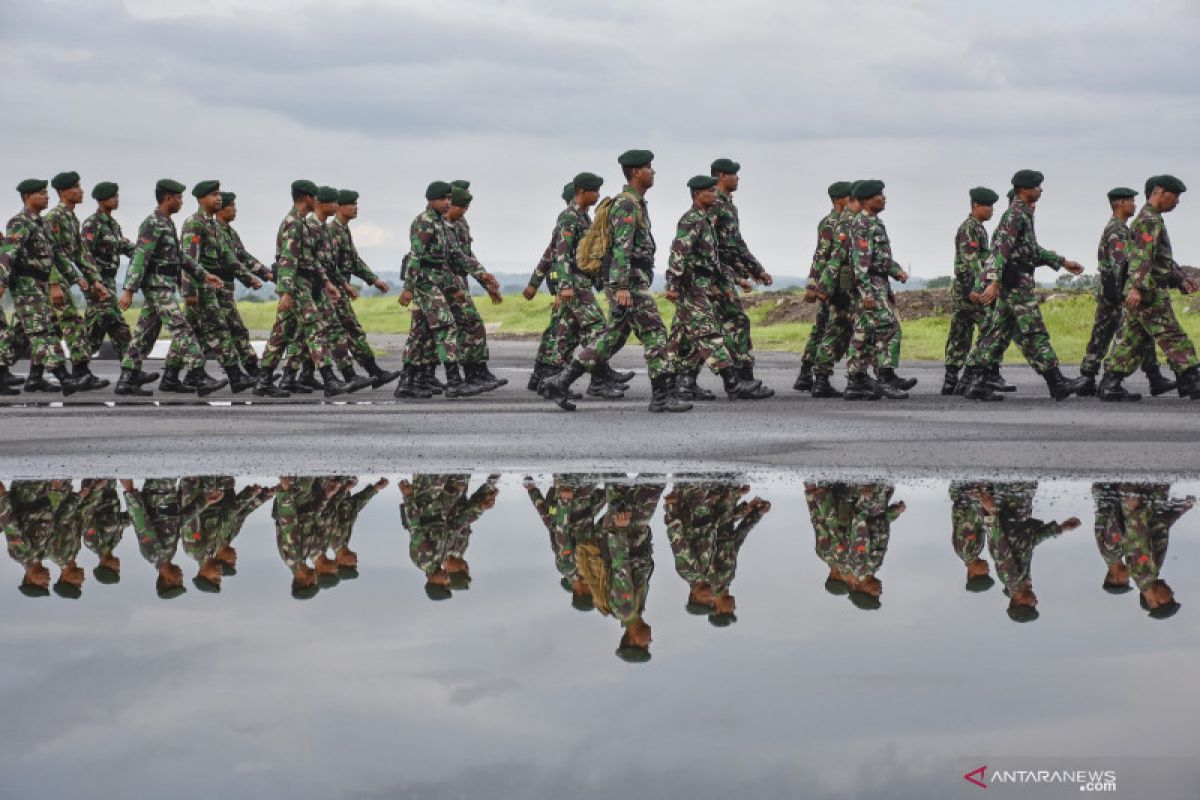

{"left": 425, "top": 181, "right": 453, "bottom": 200}
{"left": 91, "top": 182, "right": 119, "bottom": 201}
{"left": 156, "top": 178, "right": 187, "bottom": 195}
{"left": 615, "top": 645, "right": 651, "bottom": 663}
{"left": 1151, "top": 174, "right": 1187, "bottom": 195}
{"left": 192, "top": 179, "right": 220, "bottom": 198}
{"left": 848, "top": 181, "right": 863, "bottom": 199}
{"left": 16, "top": 178, "right": 48, "bottom": 195}
{"left": 617, "top": 149, "right": 654, "bottom": 168}
{"left": 337, "top": 189, "right": 359, "bottom": 205}
{"left": 1011, "top": 169, "right": 1044, "bottom": 189}
{"left": 969, "top": 186, "right": 1000, "bottom": 206}
{"left": 1144, "top": 175, "right": 1160, "bottom": 196}
{"left": 51, "top": 171, "right": 80, "bottom": 191}
{"left": 710, "top": 158, "right": 740, "bottom": 175}
{"left": 219, "top": 192, "right": 236, "bottom": 208}
{"left": 1107, "top": 186, "right": 1138, "bottom": 201}
{"left": 1006, "top": 188, "right": 1016, "bottom": 202}
{"left": 687, "top": 175, "right": 719, "bottom": 191}
{"left": 851, "top": 179, "right": 885, "bottom": 200}
{"left": 451, "top": 180, "right": 470, "bottom": 190}
{"left": 573, "top": 172, "right": 604, "bottom": 192}
{"left": 291, "top": 179, "right": 318, "bottom": 197}
{"left": 316, "top": 185, "right": 339, "bottom": 203}
{"left": 1006, "top": 605, "right": 1039, "bottom": 623}
{"left": 562, "top": 182, "right": 576, "bottom": 203}
{"left": 450, "top": 187, "right": 473, "bottom": 207}
{"left": 827, "top": 181, "right": 853, "bottom": 199}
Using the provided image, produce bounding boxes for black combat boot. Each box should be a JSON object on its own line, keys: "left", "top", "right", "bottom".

{"left": 466, "top": 363, "right": 500, "bottom": 393}
{"left": 721, "top": 367, "right": 767, "bottom": 400}
{"left": 279, "top": 368, "right": 309, "bottom": 393}
{"left": 242, "top": 355, "right": 261, "bottom": 379}
{"left": 1174, "top": 365, "right": 1200, "bottom": 399}
{"left": 953, "top": 367, "right": 974, "bottom": 396}
{"left": 843, "top": 372, "right": 880, "bottom": 401}
{"left": 648, "top": 373, "right": 693, "bottom": 413}
{"left": 873, "top": 371, "right": 909, "bottom": 399}
{"left": 0, "top": 379, "right": 17, "bottom": 396}
{"left": 52, "top": 365, "right": 82, "bottom": 396}
{"left": 185, "top": 367, "right": 229, "bottom": 397}
{"left": 527, "top": 362, "right": 550, "bottom": 392}
{"left": 393, "top": 367, "right": 432, "bottom": 399}
{"left": 964, "top": 368, "right": 1002, "bottom": 401}
{"left": 793, "top": 360, "right": 815, "bottom": 391}
{"left": 1097, "top": 372, "right": 1141, "bottom": 402}
{"left": 251, "top": 371, "right": 290, "bottom": 398}
{"left": 1, "top": 366, "right": 25, "bottom": 387}
{"left": 481, "top": 363, "right": 507, "bottom": 389}
{"left": 423, "top": 365, "right": 446, "bottom": 394}
{"left": 542, "top": 361, "right": 586, "bottom": 411}
{"left": 678, "top": 369, "right": 715, "bottom": 401}
{"left": 132, "top": 368, "right": 160, "bottom": 386}
{"left": 339, "top": 366, "right": 375, "bottom": 393}
{"left": 586, "top": 369, "right": 625, "bottom": 399}
{"left": 23, "top": 365, "right": 63, "bottom": 394}
{"left": 603, "top": 363, "right": 635, "bottom": 384}
{"left": 224, "top": 364, "right": 256, "bottom": 394}
{"left": 941, "top": 366, "right": 960, "bottom": 396}
{"left": 811, "top": 373, "right": 843, "bottom": 398}
{"left": 443, "top": 363, "right": 481, "bottom": 398}
{"left": 1075, "top": 372, "right": 1098, "bottom": 397}
{"left": 298, "top": 361, "right": 323, "bottom": 390}
{"left": 318, "top": 365, "right": 348, "bottom": 398}
{"left": 1143, "top": 363, "right": 1177, "bottom": 397}
{"left": 988, "top": 366, "right": 1016, "bottom": 392}
{"left": 73, "top": 362, "right": 109, "bottom": 391}
{"left": 361, "top": 356, "right": 401, "bottom": 389}
{"left": 880, "top": 367, "right": 916, "bottom": 391}
{"left": 158, "top": 366, "right": 195, "bottom": 394}
{"left": 114, "top": 368, "right": 152, "bottom": 397}
{"left": 1041, "top": 366, "right": 1087, "bottom": 401}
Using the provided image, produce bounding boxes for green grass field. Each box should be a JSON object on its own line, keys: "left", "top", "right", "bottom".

{"left": 119, "top": 291, "right": 1200, "bottom": 363}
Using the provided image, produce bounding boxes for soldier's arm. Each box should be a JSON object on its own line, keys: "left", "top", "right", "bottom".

{"left": 1127, "top": 222, "right": 1158, "bottom": 291}
{"left": 665, "top": 216, "right": 696, "bottom": 293}
{"left": 275, "top": 217, "right": 302, "bottom": 295}
{"left": 1099, "top": 230, "right": 1126, "bottom": 303}
{"left": 403, "top": 217, "right": 433, "bottom": 293}
{"left": 607, "top": 198, "right": 637, "bottom": 291}
{"left": 46, "top": 215, "right": 84, "bottom": 285}
{"left": 954, "top": 223, "right": 982, "bottom": 297}
{"left": 551, "top": 212, "right": 578, "bottom": 288}
{"left": 984, "top": 218, "right": 1016, "bottom": 285}
{"left": 808, "top": 216, "right": 834, "bottom": 286}
{"left": 851, "top": 219, "right": 875, "bottom": 294}
{"left": 122, "top": 221, "right": 158, "bottom": 292}
{"left": 118, "top": 224, "right": 137, "bottom": 258}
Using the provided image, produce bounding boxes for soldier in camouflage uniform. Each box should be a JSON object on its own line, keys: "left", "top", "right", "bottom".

{"left": 444, "top": 183, "right": 507, "bottom": 392}
{"left": 79, "top": 478, "right": 127, "bottom": 583}
{"left": 325, "top": 476, "right": 386, "bottom": 576}
{"left": 178, "top": 476, "right": 271, "bottom": 591}
{"left": 122, "top": 478, "right": 209, "bottom": 598}
{"left": 273, "top": 476, "right": 331, "bottom": 597}
{"left": 525, "top": 473, "right": 608, "bottom": 608}
{"left": 963, "top": 170, "right": 1090, "bottom": 401}
{"left": 797, "top": 182, "right": 852, "bottom": 394}
{"left": 44, "top": 172, "right": 111, "bottom": 390}
{"left": 842, "top": 482, "right": 904, "bottom": 608}
{"left": 806, "top": 481, "right": 853, "bottom": 592}
{"left": 943, "top": 188, "right": 1000, "bottom": 394}
{"left": 666, "top": 176, "right": 763, "bottom": 401}
{"left": 525, "top": 183, "right": 580, "bottom": 390}
{"left": 251, "top": 180, "right": 347, "bottom": 399}
{"left": 987, "top": 482, "right": 1080, "bottom": 622}
{"left": 214, "top": 192, "right": 273, "bottom": 375}
{"left": 0, "top": 298, "right": 27, "bottom": 391}
{"left": 807, "top": 185, "right": 864, "bottom": 398}
{"left": 949, "top": 481, "right": 997, "bottom": 591}
{"left": 1099, "top": 175, "right": 1200, "bottom": 401}
{"left": 2, "top": 480, "right": 81, "bottom": 595}
{"left": 81, "top": 181, "right": 135, "bottom": 365}
{"left": 843, "top": 180, "right": 911, "bottom": 400}
{"left": 1104, "top": 483, "right": 1190, "bottom": 616}
{"left": 1, "top": 179, "right": 91, "bottom": 394}
{"left": 542, "top": 150, "right": 691, "bottom": 413}
{"left": 400, "top": 473, "right": 499, "bottom": 598}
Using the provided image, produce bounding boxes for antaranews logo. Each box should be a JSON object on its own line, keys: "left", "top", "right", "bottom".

{"left": 963, "top": 764, "right": 1118, "bottom": 792}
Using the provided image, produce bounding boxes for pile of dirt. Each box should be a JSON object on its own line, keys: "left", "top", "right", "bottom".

{"left": 746, "top": 287, "right": 1076, "bottom": 324}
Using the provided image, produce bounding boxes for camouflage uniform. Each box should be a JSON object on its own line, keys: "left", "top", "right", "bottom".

{"left": 328, "top": 477, "right": 383, "bottom": 557}
{"left": 179, "top": 476, "right": 267, "bottom": 567}
{"left": 966, "top": 200, "right": 1065, "bottom": 373}
{"left": 845, "top": 483, "right": 900, "bottom": 582}
{"left": 574, "top": 187, "right": 668, "bottom": 379}
{"left": 258, "top": 207, "right": 334, "bottom": 375}
{"left": 181, "top": 209, "right": 246, "bottom": 371}
{"left": 528, "top": 232, "right": 579, "bottom": 370}
{"left": 709, "top": 189, "right": 767, "bottom": 370}
{"left": 0, "top": 303, "right": 26, "bottom": 371}
{"left": 3, "top": 480, "right": 76, "bottom": 569}
{"left": 666, "top": 479, "right": 765, "bottom": 599}
{"left": 548, "top": 207, "right": 609, "bottom": 372}
{"left": 121, "top": 210, "right": 211, "bottom": 372}
{"left": 44, "top": 202, "right": 104, "bottom": 364}
{"left": 327, "top": 216, "right": 383, "bottom": 368}
{"left": 401, "top": 209, "right": 479, "bottom": 368}
{"left": 576, "top": 478, "right": 663, "bottom": 627}
{"left": 1113, "top": 484, "right": 1190, "bottom": 591}
{"left": 806, "top": 482, "right": 852, "bottom": 577}
{"left": 845, "top": 213, "right": 903, "bottom": 377}
{"left": 665, "top": 205, "right": 736, "bottom": 373}
{"left": 526, "top": 475, "right": 607, "bottom": 586}
{"left": 124, "top": 479, "right": 209, "bottom": 568}
{"left": 810, "top": 210, "right": 860, "bottom": 375}
{"left": 79, "top": 479, "right": 128, "bottom": 561}
{"left": 217, "top": 219, "right": 273, "bottom": 370}
{"left": 0, "top": 210, "right": 72, "bottom": 369}
{"left": 1103, "top": 204, "right": 1200, "bottom": 377}
{"left": 81, "top": 210, "right": 135, "bottom": 358}
{"left": 402, "top": 474, "right": 497, "bottom": 578}
{"left": 945, "top": 216, "right": 989, "bottom": 370}
{"left": 987, "top": 482, "right": 1061, "bottom": 597}
{"left": 803, "top": 208, "right": 842, "bottom": 368}
{"left": 446, "top": 216, "right": 491, "bottom": 365}
{"left": 273, "top": 478, "right": 331, "bottom": 576}
{"left": 1081, "top": 216, "right": 1157, "bottom": 378}
{"left": 283, "top": 215, "right": 355, "bottom": 373}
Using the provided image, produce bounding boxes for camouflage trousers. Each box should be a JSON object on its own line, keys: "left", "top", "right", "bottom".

{"left": 810, "top": 298, "right": 854, "bottom": 376}
{"left": 184, "top": 286, "right": 240, "bottom": 370}
{"left": 803, "top": 301, "right": 831, "bottom": 365}
{"left": 10, "top": 283, "right": 68, "bottom": 369}
{"left": 404, "top": 284, "right": 462, "bottom": 366}
{"left": 1103, "top": 289, "right": 1199, "bottom": 377}
{"left": 0, "top": 304, "right": 27, "bottom": 367}
{"left": 259, "top": 277, "right": 333, "bottom": 373}
{"left": 285, "top": 287, "right": 354, "bottom": 372}
{"left": 85, "top": 276, "right": 132, "bottom": 360}
{"left": 1081, "top": 297, "right": 1157, "bottom": 378}
{"left": 949, "top": 481, "right": 993, "bottom": 566}
{"left": 122, "top": 286, "right": 205, "bottom": 371}
{"left": 536, "top": 299, "right": 581, "bottom": 369}
{"left": 542, "top": 286, "right": 606, "bottom": 369}
{"left": 944, "top": 294, "right": 985, "bottom": 370}
{"left": 966, "top": 282, "right": 1058, "bottom": 373}
{"left": 846, "top": 295, "right": 898, "bottom": 375}
{"left": 50, "top": 287, "right": 91, "bottom": 364}
{"left": 713, "top": 288, "right": 754, "bottom": 369}
{"left": 214, "top": 282, "right": 258, "bottom": 370}
{"left": 576, "top": 286, "right": 668, "bottom": 379}
{"left": 332, "top": 291, "right": 374, "bottom": 367}
{"left": 667, "top": 284, "right": 735, "bottom": 374}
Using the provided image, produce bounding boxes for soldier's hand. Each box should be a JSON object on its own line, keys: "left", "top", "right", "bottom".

{"left": 1059, "top": 516, "right": 1082, "bottom": 532}
{"left": 118, "top": 289, "right": 134, "bottom": 311}
{"left": 897, "top": 270, "right": 909, "bottom": 283}
{"left": 278, "top": 292, "right": 294, "bottom": 311}
{"left": 614, "top": 289, "right": 632, "bottom": 307}
{"left": 559, "top": 287, "right": 574, "bottom": 302}
{"left": 185, "top": 294, "right": 199, "bottom": 308}
{"left": 374, "top": 279, "right": 390, "bottom": 293}
{"left": 76, "top": 278, "right": 89, "bottom": 293}
{"left": 738, "top": 278, "right": 753, "bottom": 292}
{"left": 92, "top": 282, "right": 110, "bottom": 301}
{"left": 249, "top": 278, "right": 263, "bottom": 290}
{"left": 614, "top": 509, "right": 632, "bottom": 528}
{"left": 50, "top": 283, "right": 66, "bottom": 307}
{"left": 803, "top": 287, "right": 818, "bottom": 304}
{"left": 398, "top": 289, "right": 413, "bottom": 307}
{"left": 279, "top": 477, "right": 293, "bottom": 491}
{"left": 979, "top": 283, "right": 999, "bottom": 305}
{"left": 969, "top": 291, "right": 981, "bottom": 303}
{"left": 487, "top": 287, "right": 503, "bottom": 305}
{"left": 344, "top": 283, "right": 359, "bottom": 300}
{"left": 759, "top": 272, "right": 774, "bottom": 286}
{"left": 399, "top": 479, "right": 413, "bottom": 497}
{"left": 1063, "top": 260, "right": 1084, "bottom": 275}
{"left": 204, "top": 488, "right": 225, "bottom": 505}
{"left": 665, "top": 289, "right": 678, "bottom": 302}
{"left": 522, "top": 285, "right": 537, "bottom": 301}
{"left": 374, "top": 478, "right": 389, "bottom": 490}
{"left": 204, "top": 274, "right": 224, "bottom": 290}
{"left": 862, "top": 296, "right": 876, "bottom": 310}
{"left": 1124, "top": 288, "right": 1141, "bottom": 311}
{"left": 324, "top": 281, "right": 341, "bottom": 301}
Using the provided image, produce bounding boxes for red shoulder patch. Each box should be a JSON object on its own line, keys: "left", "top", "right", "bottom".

{"left": 968, "top": 240, "right": 978, "bottom": 247}
{"left": 1113, "top": 242, "right": 1123, "bottom": 250}
{"left": 1141, "top": 233, "right": 1154, "bottom": 243}
{"left": 622, "top": 216, "right": 634, "bottom": 223}
{"left": 857, "top": 238, "right": 869, "bottom": 249}
{"left": 837, "top": 233, "right": 847, "bottom": 241}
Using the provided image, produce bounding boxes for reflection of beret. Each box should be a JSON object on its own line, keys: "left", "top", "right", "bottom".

{"left": 617, "top": 149, "right": 654, "bottom": 167}
{"left": 708, "top": 612, "right": 737, "bottom": 627}
{"left": 451, "top": 180, "right": 470, "bottom": 190}
{"left": 615, "top": 645, "right": 651, "bottom": 663}
{"left": 156, "top": 178, "right": 187, "bottom": 195}
{"left": 687, "top": 175, "right": 719, "bottom": 191}
{"left": 1107, "top": 187, "right": 1138, "bottom": 201}
{"left": 450, "top": 187, "right": 473, "bottom": 207}
{"left": 425, "top": 181, "right": 452, "bottom": 200}
{"left": 316, "top": 185, "right": 339, "bottom": 203}
{"left": 51, "top": 171, "right": 80, "bottom": 191}
{"left": 337, "top": 189, "right": 358, "bottom": 205}
{"left": 291, "top": 584, "right": 318, "bottom": 600}
{"left": 291, "top": 179, "right": 317, "bottom": 197}
{"left": 220, "top": 192, "right": 236, "bottom": 208}
{"left": 710, "top": 158, "right": 740, "bottom": 175}
{"left": 1011, "top": 169, "right": 1044, "bottom": 189}
{"left": 53, "top": 581, "right": 83, "bottom": 599}
{"left": 193, "top": 575, "right": 221, "bottom": 593}
{"left": 18, "top": 582, "right": 50, "bottom": 597}
{"left": 17, "top": 178, "right": 48, "bottom": 195}
{"left": 424, "top": 582, "right": 453, "bottom": 601}
{"left": 827, "top": 181, "right": 853, "bottom": 199}
{"left": 92, "top": 565, "right": 120, "bottom": 584}
{"left": 965, "top": 575, "right": 995, "bottom": 593}
{"left": 92, "top": 181, "right": 119, "bottom": 201}
{"left": 573, "top": 172, "right": 604, "bottom": 192}
{"left": 562, "top": 182, "right": 576, "bottom": 203}
{"left": 192, "top": 179, "right": 220, "bottom": 198}
{"left": 448, "top": 572, "right": 471, "bottom": 590}
{"left": 685, "top": 600, "right": 711, "bottom": 615}
{"left": 849, "top": 590, "right": 882, "bottom": 610}
{"left": 969, "top": 186, "right": 999, "bottom": 206}
{"left": 1006, "top": 605, "right": 1039, "bottom": 623}
{"left": 1150, "top": 174, "right": 1187, "bottom": 195}
{"left": 852, "top": 179, "right": 884, "bottom": 200}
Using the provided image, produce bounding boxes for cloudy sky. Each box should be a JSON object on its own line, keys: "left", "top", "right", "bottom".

{"left": 3, "top": 0, "right": 1198, "bottom": 280}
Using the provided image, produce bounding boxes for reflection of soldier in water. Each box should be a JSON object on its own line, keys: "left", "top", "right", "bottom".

{"left": 123, "top": 478, "right": 217, "bottom": 599}
{"left": 949, "top": 481, "right": 997, "bottom": 592}
{"left": 806, "top": 481, "right": 851, "bottom": 594}
{"left": 80, "top": 478, "right": 127, "bottom": 584}
{"left": 1093, "top": 482, "right": 1191, "bottom": 618}
{"left": 323, "top": 476, "right": 387, "bottom": 579}
{"left": 665, "top": 476, "right": 769, "bottom": 626}
{"left": 525, "top": 474, "right": 606, "bottom": 610}
{"left": 573, "top": 475, "right": 664, "bottom": 663}
{"left": 2, "top": 479, "right": 88, "bottom": 597}
{"left": 987, "top": 482, "right": 1079, "bottom": 622}
{"left": 274, "top": 477, "right": 346, "bottom": 598}
{"left": 401, "top": 474, "right": 499, "bottom": 600}
{"left": 843, "top": 483, "right": 904, "bottom": 609}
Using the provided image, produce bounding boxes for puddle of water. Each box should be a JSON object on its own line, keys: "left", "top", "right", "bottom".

{"left": 2, "top": 474, "right": 1198, "bottom": 799}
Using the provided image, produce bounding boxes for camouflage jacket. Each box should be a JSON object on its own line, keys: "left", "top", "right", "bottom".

{"left": 328, "top": 218, "right": 380, "bottom": 286}
{"left": 551, "top": 204, "right": 592, "bottom": 289}
{"left": 3, "top": 481, "right": 75, "bottom": 567}
{"left": 1095, "top": 217, "right": 1131, "bottom": 305}
{"left": 596, "top": 480, "right": 663, "bottom": 625}
{"left": 82, "top": 211, "right": 136, "bottom": 283}
{"left": 182, "top": 210, "right": 248, "bottom": 294}
{"left": 446, "top": 216, "right": 488, "bottom": 288}
{"left": 666, "top": 206, "right": 722, "bottom": 291}
{"left": 1127, "top": 204, "right": 1182, "bottom": 294}
{"left": 820, "top": 210, "right": 858, "bottom": 297}
{"left": 275, "top": 207, "right": 324, "bottom": 296}
{"left": 608, "top": 186, "right": 656, "bottom": 291}
{"left": 124, "top": 211, "right": 212, "bottom": 293}
{"left": 849, "top": 213, "right": 904, "bottom": 299}
{"left": 984, "top": 200, "right": 1062, "bottom": 287}
{"left": 711, "top": 190, "right": 764, "bottom": 285}
{"left": 306, "top": 213, "right": 340, "bottom": 284}
{"left": 0, "top": 211, "right": 58, "bottom": 292}
{"left": 79, "top": 480, "right": 128, "bottom": 557}
{"left": 404, "top": 209, "right": 476, "bottom": 293}
{"left": 953, "top": 216, "right": 990, "bottom": 300}
{"left": 846, "top": 484, "right": 900, "bottom": 580}
{"left": 217, "top": 221, "right": 273, "bottom": 285}
{"left": 949, "top": 481, "right": 997, "bottom": 566}
{"left": 125, "top": 479, "right": 208, "bottom": 567}
{"left": 807, "top": 208, "right": 841, "bottom": 289}
{"left": 44, "top": 202, "right": 102, "bottom": 286}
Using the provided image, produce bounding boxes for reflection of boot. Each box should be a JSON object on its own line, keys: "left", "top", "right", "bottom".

{"left": 1143, "top": 363, "right": 1177, "bottom": 397}
{"left": 793, "top": 360, "right": 814, "bottom": 391}
{"left": 1097, "top": 372, "right": 1141, "bottom": 402}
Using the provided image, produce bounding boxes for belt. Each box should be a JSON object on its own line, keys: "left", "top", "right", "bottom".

{"left": 147, "top": 264, "right": 180, "bottom": 279}
{"left": 14, "top": 264, "right": 51, "bottom": 281}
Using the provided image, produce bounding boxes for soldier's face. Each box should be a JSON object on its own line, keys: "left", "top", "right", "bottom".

{"left": 27, "top": 189, "right": 49, "bottom": 212}
{"left": 974, "top": 202, "right": 994, "bottom": 222}
{"left": 101, "top": 196, "right": 120, "bottom": 213}
{"left": 694, "top": 187, "right": 718, "bottom": 209}
{"left": 430, "top": 197, "right": 451, "bottom": 214}
{"left": 339, "top": 202, "right": 359, "bottom": 220}
{"left": 220, "top": 204, "right": 237, "bottom": 222}
{"left": 167, "top": 193, "right": 184, "bottom": 213}
{"left": 447, "top": 206, "right": 466, "bottom": 221}
{"left": 636, "top": 165, "right": 655, "bottom": 188}
{"left": 720, "top": 173, "right": 739, "bottom": 192}
{"left": 579, "top": 189, "right": 600, "bottom": 208}
{"left": 63, "top": 185, "right": 84, "bottom": 204}
{"left": 200, "top": 191, "right": 222, "bottom": 213}
{"left": 1160, "top": 191, "right": 1180, "bottom": 212}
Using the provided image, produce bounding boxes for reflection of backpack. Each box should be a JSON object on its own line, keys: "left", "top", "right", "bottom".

{"left": 574, "top": 542, "right": 610, "bottom": 615}
{"left": 576, "top": 192, "right": 644, "bottom": 276}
